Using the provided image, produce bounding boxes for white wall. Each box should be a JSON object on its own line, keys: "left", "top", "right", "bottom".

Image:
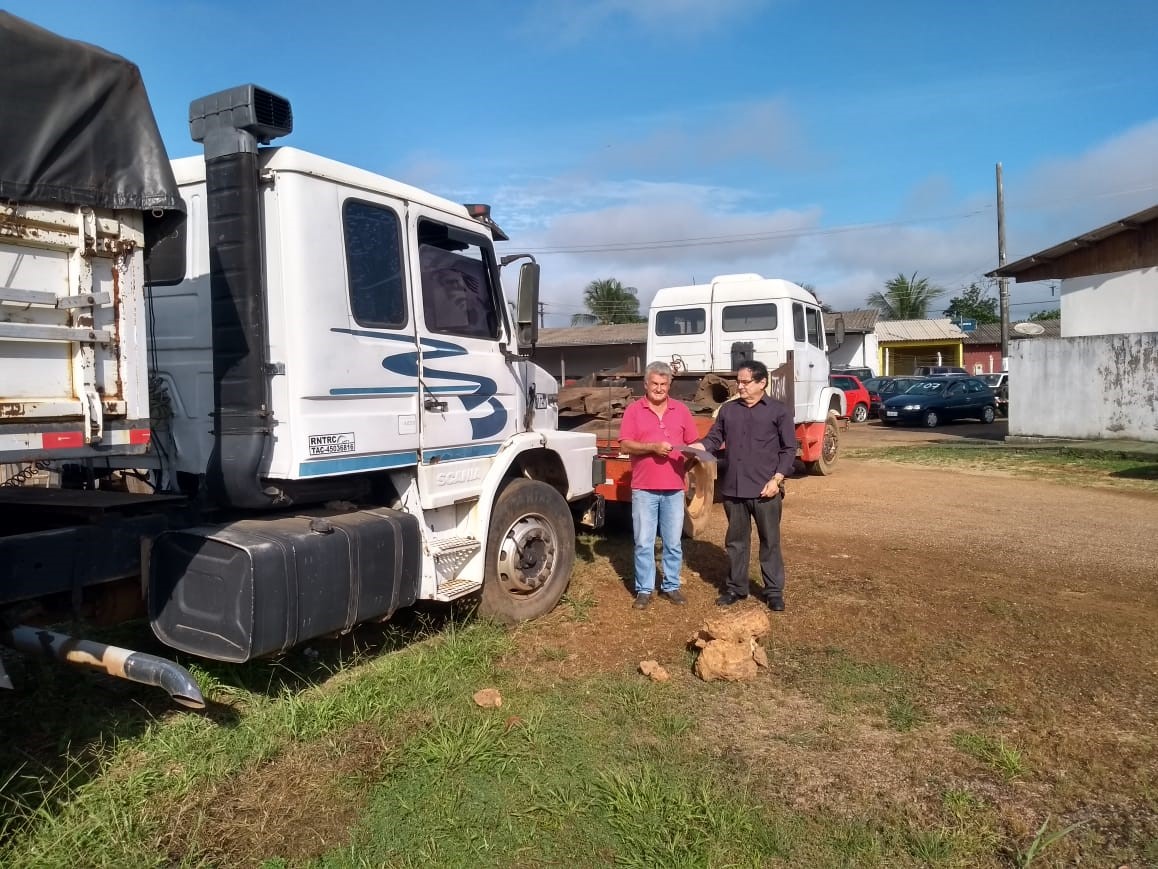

{"left": 1060, "top": 267, "right": 1158, "bottom": 338}
{"left": 1010, "top": 332, "right": 1158, "bottom": 441}
{"left": 828, "top": 333, "right": 879, "bottom": 374}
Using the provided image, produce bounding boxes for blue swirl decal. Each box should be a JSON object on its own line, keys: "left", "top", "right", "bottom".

{"left": 330, "top": 329, "right": 508, "bottom": 439}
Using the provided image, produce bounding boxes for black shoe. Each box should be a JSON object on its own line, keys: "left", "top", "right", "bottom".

{"left": 715, "top": 592, "right": 748, "bottom": 607}
{"left": 761, "top": 591, "right": 785, "bottom": 611}
{"left": 633, "top": 592, "right": 652, "bottom": 610}
{"left": 659, "top": 589, "right": 687, "bottom": 605}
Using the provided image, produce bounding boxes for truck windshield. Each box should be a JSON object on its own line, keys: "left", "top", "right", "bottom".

{"left": 418, "top": 221, "right": 499, "bottom": 340}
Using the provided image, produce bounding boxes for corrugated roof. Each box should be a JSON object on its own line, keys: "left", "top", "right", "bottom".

{"left": 988, "top": 203, "right": 1158, "bottom": 279}
{"left": 874, "top": 318, "right": 966, "bottom": 342}
{"left": 824, "top": 308, "right": 879, "bottom": 334}
{"left": 962, "top": 320, "right": 1062, "bottom": 344}
{"left": 537, "top": 323, "right": 646, "bottom": 347}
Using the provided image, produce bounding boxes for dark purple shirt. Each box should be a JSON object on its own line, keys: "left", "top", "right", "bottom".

{"left": 700, "top": 395, "right": 797, "bottom": 498}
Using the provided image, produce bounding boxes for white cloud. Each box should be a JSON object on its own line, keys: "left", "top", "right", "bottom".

{"left": 1008, "top": 118, "right": 1158, "bottom": 254}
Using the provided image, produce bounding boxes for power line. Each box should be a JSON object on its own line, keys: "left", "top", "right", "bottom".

{"left": 524, "top": 209, "right": 992, "bottom": 255}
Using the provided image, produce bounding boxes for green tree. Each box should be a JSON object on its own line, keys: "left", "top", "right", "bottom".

{"left": 942, "top": 282, "right": 999, "bottom": 324}
{"left": 865, "top": 272, "right": 945, "bottom": 320}
{"left": 1028, "top": 308, "right": 1061, "bottom": 321}
{"left": 572, "top": 278, "right": 645, "bottom": 325}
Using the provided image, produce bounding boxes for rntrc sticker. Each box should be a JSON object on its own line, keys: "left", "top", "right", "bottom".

{"left": 309, "top": 432, "right": 355, "bottom": 456}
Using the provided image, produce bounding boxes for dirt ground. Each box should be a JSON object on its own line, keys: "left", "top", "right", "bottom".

{"left": 511, "top": 420, "right": 1158, "bottom": 857}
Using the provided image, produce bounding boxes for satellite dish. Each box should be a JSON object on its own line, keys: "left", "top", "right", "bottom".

{"left": 1013, "top": 321, "right": 1046, "bottom": 336}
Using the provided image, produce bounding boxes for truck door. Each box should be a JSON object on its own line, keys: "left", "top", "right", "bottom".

{"left": 407, "top": 210, "right": 516, "bottom": 467}
{"left": 300, "top": 196, "right": 422, "bottom": 478}
{"left": 791, "top": 302, "right": 827, "bottom": 422}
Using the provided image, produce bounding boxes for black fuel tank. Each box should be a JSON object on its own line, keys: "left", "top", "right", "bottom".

{"left": 148, "top": 507, "right": 421, "bottom": 661}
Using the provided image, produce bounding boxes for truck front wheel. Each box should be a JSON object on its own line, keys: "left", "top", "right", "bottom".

{"left": 478, "top": 479, "right": 576, "bottom": 623}
{"left": 805, "top": 413, "right": 840, "bottom": 476}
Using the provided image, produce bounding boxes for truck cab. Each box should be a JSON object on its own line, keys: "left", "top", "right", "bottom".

{"left": 647, "top": 274, "right": 845, "bottom": 426}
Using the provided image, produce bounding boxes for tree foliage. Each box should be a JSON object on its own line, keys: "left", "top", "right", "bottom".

{"left": 796, "top": 281, "right": 833, "bottom": 313}
{"left": 1028, "top": 308, "right": 1061, "bottom": 321}
{"left": 572, "top": 278, "right": 645, "bottom": 325}
{"left": 865, "top": 272, "right": 945, "bottom": 320}
{"left": 942, "top": 282, "right": 999, "bottom": 324}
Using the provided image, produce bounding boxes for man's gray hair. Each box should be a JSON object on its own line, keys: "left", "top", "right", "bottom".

{"left": 644, "top": 361, "right": 674, "bottom": 380}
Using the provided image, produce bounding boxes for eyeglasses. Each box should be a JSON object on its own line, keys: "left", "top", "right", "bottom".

{"left": 737, "top": 378, "right": 763, "bottom": 386}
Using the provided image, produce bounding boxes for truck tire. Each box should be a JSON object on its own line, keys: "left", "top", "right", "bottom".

{"left": 478, "top": 479, "right": 575, "bottom": 624}
{"left": 682, "top": 458, "right": 716, "bottom": 538}
{"left": 805, "top": 413, "right": 840, "bottom": 476}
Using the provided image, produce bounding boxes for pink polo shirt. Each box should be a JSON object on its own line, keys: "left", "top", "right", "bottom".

{"left": 619, "top": 397, "right": 700, "bottom": 491}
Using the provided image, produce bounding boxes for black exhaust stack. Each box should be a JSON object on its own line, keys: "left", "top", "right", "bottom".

{"left": 190, "top": 86, "right": 293, "bottom": 509}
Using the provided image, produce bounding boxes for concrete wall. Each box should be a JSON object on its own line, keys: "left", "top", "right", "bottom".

{"left": 1060, "top": 267, "right": 1158, "bottom": 338}
{"left": 1010, "top": 332, "right": 1158, "bottom": 441}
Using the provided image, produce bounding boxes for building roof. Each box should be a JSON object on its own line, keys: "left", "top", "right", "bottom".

{"left": 537, "top": 323, "right": 646, "bottom": 347}
{"left": 962, "top": 320, "right": 1062, "bottom": 344}
{"left": 874, "top": 318, "right": 966, "bottom": 342}
{"left": 988, "top": 203, "right": 1158, "bottom": 282}
{"left": 824, "top": 308, "right": 879, "bottom": 334}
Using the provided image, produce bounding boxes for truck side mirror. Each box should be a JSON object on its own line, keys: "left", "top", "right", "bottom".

{"left": 831, "top": 315, "right": 846, "bottom": 351}
{"left": 515, "top": 261, "right": 540, "bottom": 350}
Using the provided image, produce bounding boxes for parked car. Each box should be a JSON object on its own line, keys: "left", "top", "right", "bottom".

{"left": 869, "top": 375, "right": 924, "bottom": 416}
{"left": 879, "top": 377, "right": 998, "bottom": 427}
{"left": 832, "top": 365, "right": 875, "bottom": 382}
{"left": 914, "top": 365, "right": 968, "bottom": 377}
{"left": 979, "top": 372, "right": 1009, "bottom": 415}
{"left": 829, "top": 373, "right": 871, "bottom": 422}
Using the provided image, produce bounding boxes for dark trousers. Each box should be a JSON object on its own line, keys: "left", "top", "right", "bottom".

{"left": 722, "top": 496, "right": 785, "bottom": 599}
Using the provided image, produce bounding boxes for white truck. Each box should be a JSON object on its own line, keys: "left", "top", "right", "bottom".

{"left": 0, "top": 13, "right": 602, "bottom": 706}
{"left": 646, "top": 274, "right": 846, "bottom": 474}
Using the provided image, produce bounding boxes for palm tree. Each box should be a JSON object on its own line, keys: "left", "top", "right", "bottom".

{"left": 572, "top": 278, "right": 645, "bottom": 325}
{"left": 865, "top": 272, "right": 944, "bottom": 320}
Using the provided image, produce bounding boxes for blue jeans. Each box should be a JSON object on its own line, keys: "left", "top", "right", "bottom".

{"left": 631, "top": 489, "right": 685, "bottom": 595}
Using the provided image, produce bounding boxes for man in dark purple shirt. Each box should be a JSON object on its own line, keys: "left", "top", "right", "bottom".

{"left": 696, "top": 359, "right": 797, "bottom": 610}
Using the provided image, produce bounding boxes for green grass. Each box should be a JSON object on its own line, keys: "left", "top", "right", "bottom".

{"left": 1, "top": 622, "right": 1021, "bottom": 868}
{"left": 844, "top": 444, "right": 1158, "bottom": 483}
{"left": 952, "top": 730, "right": 1027, "bottom": 780}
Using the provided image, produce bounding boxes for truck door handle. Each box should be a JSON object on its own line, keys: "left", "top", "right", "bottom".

{"left": 424, "top": 397, "right": 448, "bottom": 412}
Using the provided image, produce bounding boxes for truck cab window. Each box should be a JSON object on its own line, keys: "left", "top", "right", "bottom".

{"left": 343, "top": 200, "right": 407, "bottom": 329}
{"left": 792, "top": 303, "right": 806, "bottom": 343}
{"left": 418, "top": 221, "right": 498, "bottom": 340}
{"left": 722, "top": 303, "right": 777, "bottom": 332}
{"left": 655, "top": 308, "right": 706, "bottom": 335}
{"left": 805, "top": 306, "right": 823, "bottom": 349}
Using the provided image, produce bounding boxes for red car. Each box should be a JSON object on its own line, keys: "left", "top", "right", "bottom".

{"left": 829, "top": 374, "right": 870, "bottom": 423}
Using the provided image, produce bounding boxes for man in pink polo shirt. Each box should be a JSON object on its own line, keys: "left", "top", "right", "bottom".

{"left": 618, "top": 361, "right": 701, "bottom": 610}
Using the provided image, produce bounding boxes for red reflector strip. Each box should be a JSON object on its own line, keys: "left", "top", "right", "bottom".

{"left": 42, "top": 432, "right": 85, "bottom": 449}
{"left": 129, "top": 429, "right": 151, "bottom": 445}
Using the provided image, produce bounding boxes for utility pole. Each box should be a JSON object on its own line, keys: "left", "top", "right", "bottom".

{"left": 996, "top": 162, "right": 1010, "bottom": 369}
{"left": 537, "top": 302, "right": 545, "bottom": 328}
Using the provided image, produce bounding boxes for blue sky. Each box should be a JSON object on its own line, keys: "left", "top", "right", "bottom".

{"left": 9, "top": 0, "right": 1158, "bottom": 325}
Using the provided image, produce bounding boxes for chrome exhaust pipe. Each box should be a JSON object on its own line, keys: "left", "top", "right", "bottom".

{"left": 1, "top": 625, "right": 206, "bottom": 709}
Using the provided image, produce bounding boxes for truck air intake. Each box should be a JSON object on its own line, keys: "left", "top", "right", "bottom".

{"left": 189, "top": 85, "right": 293, "bottom": 510}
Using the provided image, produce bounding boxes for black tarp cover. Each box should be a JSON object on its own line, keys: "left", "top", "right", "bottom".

{"left": 0, "top": 11, "right": 185, "bottom": 243}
